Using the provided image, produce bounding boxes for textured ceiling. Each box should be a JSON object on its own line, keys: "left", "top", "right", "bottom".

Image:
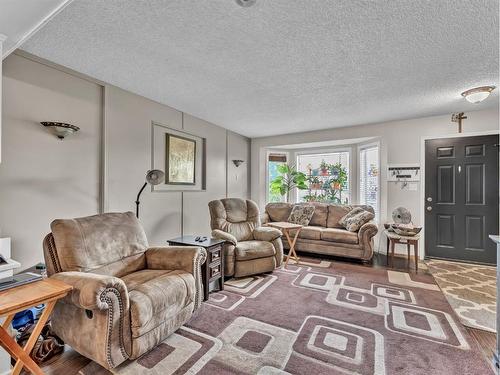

{"left": 21, "top": 0, "right": 499, "bottom": 137}
{"left": 0, "top": 0, "right": 73, "bottom": 58}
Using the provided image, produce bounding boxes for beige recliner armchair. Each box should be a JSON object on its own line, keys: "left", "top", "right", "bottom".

{"left": 42, "top": 212, "right": 206, "bottom": 369}
{"left": 208, "top": 198, "right": 283, "bottom": 278}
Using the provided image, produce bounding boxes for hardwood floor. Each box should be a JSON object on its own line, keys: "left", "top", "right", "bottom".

{"left": 466, "top": 326, "right": 497, "bottom": 372}
{"left": 21, "top": 252, "right": 498, "bottom": 374}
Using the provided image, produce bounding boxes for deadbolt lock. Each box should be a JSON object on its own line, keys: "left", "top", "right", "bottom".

{"left": 426, "top": 197, "right": 433, "bottom": 202}
{"left": 426, "top": 206, "right": 432, "bottom": 211}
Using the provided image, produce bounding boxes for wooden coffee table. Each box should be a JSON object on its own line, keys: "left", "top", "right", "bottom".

{"left": 267, "top": 222, "right": 303, "bottom": 268}
{"left": 0, "top": 278, "right": 72, "bottom": 375}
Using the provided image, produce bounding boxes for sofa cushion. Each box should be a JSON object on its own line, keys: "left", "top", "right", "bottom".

{"left": 326, "top": 205, "right": 353, "bottom": 228}
{"left": 265, "top": 203, "right": 293, "bottom": 222}
{"left": 326, "top": 204, "right": 375, "bottom": 228}
{"left": 321, "top": 228, "right": 359, "bottom": 244}
{"left": 308, "top": 203, "right": 328, "bottom": 227}
{"left": 289, "top": 226, "right": 323, "bottom": 241}
{"left": 122, "top": 269, "right": 171, "bottom": 291}
{"left": 128, "top": 270, "right": 195, "bottom": 338}
{"left": 287, "top": 205, "right": 315, "bottom": 225}
{"left": 235, "top": 240, "right": 276, "bottom": 261}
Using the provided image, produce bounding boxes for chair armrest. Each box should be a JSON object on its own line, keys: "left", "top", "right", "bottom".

{"left": 211, "top": 229, "right": 238, "bottom": 245}
{"left": 145, "top": 246, "right": 207, "bottom": 274}
{"left": 51, "top": 271, "right": 129, "bottom": 311}
{"left": 253, "top": 227, "right": 282, "bottom": 242}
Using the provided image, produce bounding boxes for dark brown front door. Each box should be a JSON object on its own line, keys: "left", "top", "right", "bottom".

{"left": 425, "top": 134, "right": 499, "bottom": 264}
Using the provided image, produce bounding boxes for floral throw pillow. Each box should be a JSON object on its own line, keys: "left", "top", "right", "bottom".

{"left": 338, "top": 207, "right": 364, "bottom": 227}
{"left": 287, "top": 205, "right": 315, "bottom": 226}
{"left": 340, "top": 208, "right": 375, "bottom": 232}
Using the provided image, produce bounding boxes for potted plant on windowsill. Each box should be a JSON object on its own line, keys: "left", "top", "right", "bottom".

{"left": 308, "top": 176, "right": 322, "bottom": 190}
{"left": 325, "top": 163, "right": 348, "bottom": 204}
{"left": 320, "top": 160, "right": 330, "bottom": 176}
{"left": 270, "top": 164, "right": 308, "bottom": 203}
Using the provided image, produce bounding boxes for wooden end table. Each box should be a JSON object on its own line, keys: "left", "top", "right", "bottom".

{"left": 267, "top": 222, "right": 303, "bottom": 268}
{"left": 0, "top": 278, "right": 72, "bottom": 375}
{"left": 384, "top": 229, "right": 421, "bottom": 271}
{"left": 167, "top": 236, "right": 225, "bottom": 301}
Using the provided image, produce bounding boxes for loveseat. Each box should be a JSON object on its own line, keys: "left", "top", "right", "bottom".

{"left": 262, "top": 202, "right": 378, "bottom": 262}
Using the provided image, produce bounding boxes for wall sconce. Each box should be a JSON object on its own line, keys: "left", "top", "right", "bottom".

{"left": 232, "top": 160, "right": 244, "bottom": 167}
{"left": 40, "top": 122, "right": 80, "bottom": 140}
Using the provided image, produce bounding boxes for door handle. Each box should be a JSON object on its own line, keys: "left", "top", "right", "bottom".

{"left": 426, "top": 206, "right": 432, "bottom": 211}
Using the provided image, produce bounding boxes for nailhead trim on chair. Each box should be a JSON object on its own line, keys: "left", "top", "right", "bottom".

{"left": 99, "top": 288, "right": 128, "bottom": 368}
{"left": 193, "top": 249, "right": 207, "bottom": 310}
{"left": 43, "top": 233, "right": 62, "bottom": 274}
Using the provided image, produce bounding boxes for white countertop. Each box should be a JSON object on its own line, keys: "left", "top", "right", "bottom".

{"left": 488, "top": 235, "right": 500, "bottom": 244}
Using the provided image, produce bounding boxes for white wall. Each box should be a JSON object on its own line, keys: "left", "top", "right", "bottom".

{"left": 1, "top": 53, "right": 102, "bottom": 269}
{"left": 1, "top": 53, "right": 250, "bottom": 270}
{"left": 227, "top": 130, "right": 251, "bottom": 199}
{"left": 251, "top": 108, "right": 499, "bottom": 256}
{"left": 0, "top": 35, "right": 4, "bottom": 163}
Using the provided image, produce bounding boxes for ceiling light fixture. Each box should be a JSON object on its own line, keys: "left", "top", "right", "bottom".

{"left": 461, "top": 86, "right": 495, "bottom": 104}
{"left": 235, "top": 0, "right": 256, "bottom": 7}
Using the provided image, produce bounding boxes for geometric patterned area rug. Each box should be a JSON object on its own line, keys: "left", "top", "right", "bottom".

{"left": 426, "top": 259, "right": 496, "bottom": 333}
{"left": 79, "top": 258, "right": 493, "bottom": 375}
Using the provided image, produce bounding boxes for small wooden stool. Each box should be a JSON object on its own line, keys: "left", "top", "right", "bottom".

{"left": 384, "top": 230, "right": 421, "bottom": 271}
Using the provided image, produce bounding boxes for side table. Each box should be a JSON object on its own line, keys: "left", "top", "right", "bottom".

{"left": 267, "top": 222, "right": 303, "bottom": 268}
{"left": 167, "top": 236, "right": 225, "bottom": 301}
{"left": 384, "top": 229, "right": 421, "bottom": 271}
{"left": 0, "top": 278, "right": 72, "bottom": 375}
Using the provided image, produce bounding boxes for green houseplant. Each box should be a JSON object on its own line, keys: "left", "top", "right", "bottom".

{"left": 319, "top": 160, "right": 329, "bottom": 176}
{"left": 270, "top": 164, "right": 308, "bottom": 203}
{"left": 325, "top": 163, "right": 348, "bottom": 203}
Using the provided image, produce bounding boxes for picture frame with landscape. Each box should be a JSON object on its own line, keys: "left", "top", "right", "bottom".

{"left": 165, "top": 133, "right": 196, "bottom": 185}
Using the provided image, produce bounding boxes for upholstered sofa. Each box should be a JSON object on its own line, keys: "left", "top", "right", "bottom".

{"left": 209, "top": 198, "right": 283, "bottom": 277}
{"left": 42, "top": 212, "right": 206, "bottom": 369}
{"left": 262, "top": 203, "right": 378, "bottom": 262}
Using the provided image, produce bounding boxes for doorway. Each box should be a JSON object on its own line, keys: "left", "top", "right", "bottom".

{"left": 425, "top": 134, "right": 499, "bottom": 264}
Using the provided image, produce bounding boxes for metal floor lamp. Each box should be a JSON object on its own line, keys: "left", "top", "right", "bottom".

{"left": 135, "top": 169, "right": 165, "bottom": 218}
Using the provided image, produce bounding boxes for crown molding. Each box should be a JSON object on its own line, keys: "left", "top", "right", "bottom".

{"left": 2, "top": 0, "right": 75, "bottom": 59}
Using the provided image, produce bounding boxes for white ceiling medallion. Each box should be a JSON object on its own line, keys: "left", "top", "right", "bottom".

{"left": 235, "top": 0, "right": 256, "bottom": 7}
{"left": 461, "top": 86, "right": 496, "bottom": 104}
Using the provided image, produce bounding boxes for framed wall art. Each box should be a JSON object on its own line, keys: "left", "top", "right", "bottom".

{"left": 152, "top": 122, "right": 206, "bottom": 192}
{"left": 165, "top": 133, "right": 196, "bottom": 185}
